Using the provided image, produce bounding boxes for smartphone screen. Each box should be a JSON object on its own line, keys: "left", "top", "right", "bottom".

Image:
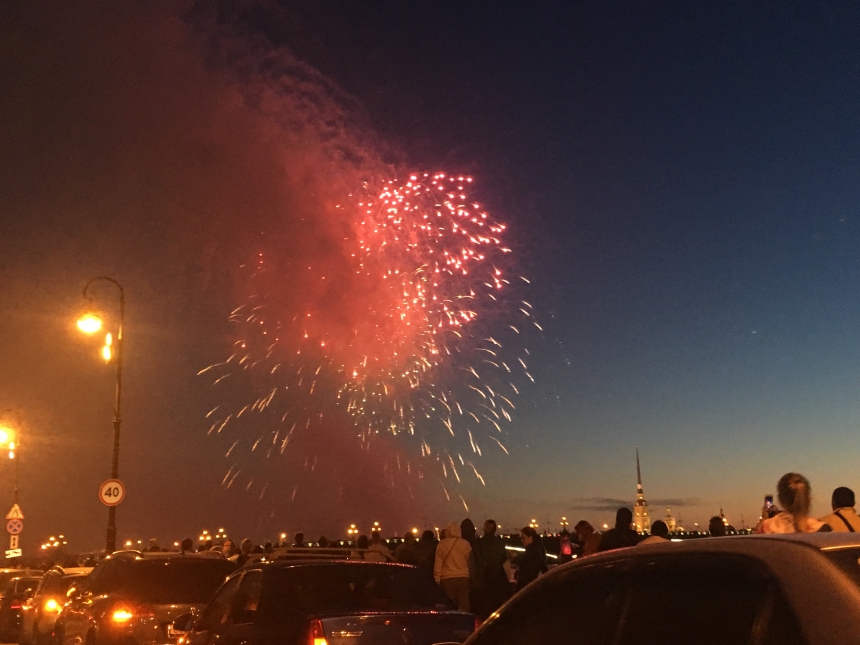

{"left": 764, "top": 494, "right": 774, "bottom": 509}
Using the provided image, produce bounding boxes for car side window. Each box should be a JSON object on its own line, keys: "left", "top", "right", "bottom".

{"left": 615, "top": 553, "right": 806, "bottom": 645}
{"left": 228, "top": 570, "right": 262, "bottom": 625}
{"left": 197, "top": 575, "right": 242, "bottom": 630}
{"left": 469, "top": 564, "right": 628, "bottom": 645}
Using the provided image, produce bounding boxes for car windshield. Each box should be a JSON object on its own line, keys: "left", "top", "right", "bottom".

{"left": 42, "top": 575, "right": 79, "bottom": 596}
{"left": 94, "top": 559, "right": 235, "bottom": 604}
{"left": 822, "top": 548, "right": 860, "bottom": 589}
{"left": 259, "top": 564, "right": 454, "bottom": 616}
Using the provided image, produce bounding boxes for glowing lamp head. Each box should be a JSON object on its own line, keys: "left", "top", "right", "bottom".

{"left": 77, "top": 314, "right": 103, "bottom": 334}
{"left": 0, "top": 430, "right": 8, "bottom": 444}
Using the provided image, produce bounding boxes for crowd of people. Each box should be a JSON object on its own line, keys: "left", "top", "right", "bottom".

{"left": 131, "top": 472, "right": 860, "bottom": 619}
{"left": 344, "top": 519, "right": 519, "bottom": 617}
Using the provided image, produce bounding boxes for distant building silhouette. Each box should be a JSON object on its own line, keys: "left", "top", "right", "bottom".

{"left": 634, "top": 447, "right": 651, "bottom": 533}
{"left": 664, "top": 507, "right": 677, "bottom": 532}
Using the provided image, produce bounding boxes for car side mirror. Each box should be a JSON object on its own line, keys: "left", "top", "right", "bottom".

{"left": 171, "top": 613, "right": 195, "bottom": 635}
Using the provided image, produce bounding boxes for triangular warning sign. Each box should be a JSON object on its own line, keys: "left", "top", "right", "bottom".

{"left": 5, "top": 504, "right": 23, "bottom": 520}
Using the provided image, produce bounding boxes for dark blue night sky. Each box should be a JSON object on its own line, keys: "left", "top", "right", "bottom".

{"left": 284, "top": 1, "right": 860, "bottom": 527}
{"left": 1, "top": 1, "right": 859, "bottom": 547}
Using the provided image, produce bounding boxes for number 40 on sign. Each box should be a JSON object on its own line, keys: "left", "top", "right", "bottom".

{"left": 99, "top": 479, "right": 125, "bottom": 506}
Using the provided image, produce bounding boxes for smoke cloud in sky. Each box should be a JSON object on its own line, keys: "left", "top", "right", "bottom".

{"left": 0, "top": 0, "right": 529, "bottom": 545}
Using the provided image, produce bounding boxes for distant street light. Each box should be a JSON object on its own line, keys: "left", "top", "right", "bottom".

{"left": 77, "top": 276, "right": 125, "bottom": 554}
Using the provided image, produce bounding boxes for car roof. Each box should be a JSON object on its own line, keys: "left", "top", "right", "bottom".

{"left": 52, "top": 567, "right": 93, "bottom": 576}
{"left": 745, "top": 531, "right": 860, "bottom": 550}
{"left": 571, "top": 535, "right": 813, "bottom": 564}
{"left": 237, "top": 559, "right": 418, "bottom": 574}
{"left": 107, "top": 550, "right": 226, "bottom": 560}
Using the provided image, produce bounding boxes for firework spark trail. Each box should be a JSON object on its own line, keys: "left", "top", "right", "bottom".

{"left": 204, "top": 173, "right": 538, "bottom": 500}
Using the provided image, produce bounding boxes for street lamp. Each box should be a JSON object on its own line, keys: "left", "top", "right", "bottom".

{"left": 560, "top": 516, "right": 569, "bottom": 532}
{"left": 77, "top": 276, "right": 125, "bottom": 553}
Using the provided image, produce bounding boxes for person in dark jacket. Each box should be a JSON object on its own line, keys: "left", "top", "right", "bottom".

{"left": 514, "top": 526, "right": 547, "bottom": 591}
{"left": 460, "top": 518, "right": 483, "bottom": 613}
{"left": 410, "top": 530, "right": 438, "bottom": 571}
{"left": 597, "top": 508, "right": 641, "bottom": 552}
{"left": 476, "top": 519, "right": 509, "bottom": 616}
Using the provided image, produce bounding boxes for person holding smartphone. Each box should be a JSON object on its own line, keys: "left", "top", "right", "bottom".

{"left": 755, "top": 472, "right": 829, "bottom": 533}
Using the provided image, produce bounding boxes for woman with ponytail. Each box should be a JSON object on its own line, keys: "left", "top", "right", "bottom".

{"left": 756, "top": 472, "right": 829, "bottom": 533}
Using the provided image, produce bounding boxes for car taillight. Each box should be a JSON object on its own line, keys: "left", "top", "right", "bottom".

{"left": 10, "top": 601, "right": 22, "bottom": 610}
{"left": 110, "top": 605, "right": 154, "bottom": 624}
{"left": 44, "top": 599, "right": 60, "bottom": 613}
{"left": 305, "top": 619, "right": 328, "bottom": 645}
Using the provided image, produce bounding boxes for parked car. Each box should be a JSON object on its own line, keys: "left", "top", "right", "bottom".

{"left": 55, "top": 552, "right": 235, "bottom": 645}
{"left": 0, "top": 575, "right": 43, "bottom": 641}
{"left": 19, "top": 567, "right": 92, "bottom": 645}
{"left": 461, "top": 535, "right": 860, "bottom": 645}
{"left": 174, "top": 560, "right": 478, "bottom": 645}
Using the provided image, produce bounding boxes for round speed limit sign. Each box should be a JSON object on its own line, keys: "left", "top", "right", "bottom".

{"left": 99, "top": 479, "right": 125, "bottom": 506}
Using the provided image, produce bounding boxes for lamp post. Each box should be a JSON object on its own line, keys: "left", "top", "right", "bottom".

{"left": 77, "top": 276, "right": 125, "bottom": 554}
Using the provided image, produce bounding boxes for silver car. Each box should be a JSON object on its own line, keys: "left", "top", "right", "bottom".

{"left": 19, "top": 567, "right": 92, "bottom": 645}
{"left": 56, "top": 552, "right": 234, "bottom": 645}
{"left": 462, "top": 533, "right": 860, "bottom": 645}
